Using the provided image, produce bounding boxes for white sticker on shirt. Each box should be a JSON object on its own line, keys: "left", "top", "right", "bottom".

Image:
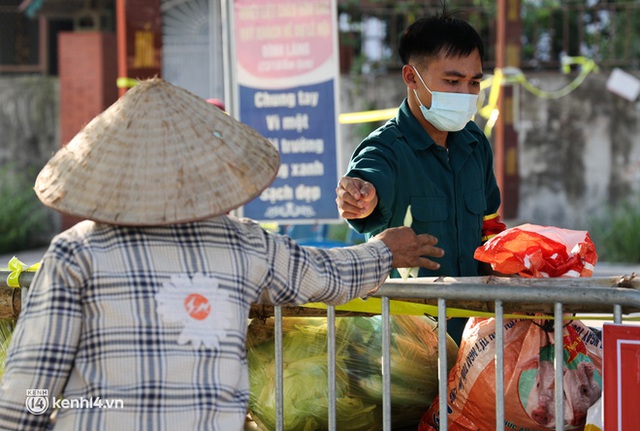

{"left": 155, "top": 273, "right": 235, "bottom": 349}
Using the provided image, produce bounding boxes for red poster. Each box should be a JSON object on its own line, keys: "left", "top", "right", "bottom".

{"left": 234, "top": 0, "right": 334, "bottom": 81}
{"left": 603, "top": 323, "right": 640, "bottom": 430}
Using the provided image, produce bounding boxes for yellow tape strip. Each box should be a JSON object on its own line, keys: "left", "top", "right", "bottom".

{"left": 338, "top": 108, "right": 397, "bottom": 124}
{"left": 303, "top": 297, "right": 481, "bottom": 318}
{"left": 481, "top": 233, "right": 498, "bottom": 242}
{"left": 519, "top": 57, "right": 597, "bottom": 99}
{"left": 302, "top": 297, "right": 640, "bottom": 322}
{"left": 3, "top": 257, "right": 41, "bottom": 288}
{"left": 337, "top": 57, "right": 597, "bottom": 141}
{"left": 116, "top": 77, "right": 140, "bottom": 89}
{"left": 483, "top": 212, "right": 500, "bottom": 221}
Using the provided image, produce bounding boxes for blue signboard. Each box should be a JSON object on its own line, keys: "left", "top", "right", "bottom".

{"left": 239, "top": 80, "right": 338, "bottom": 220}
{"left": 232, "top": 0, "right": 340, "bottom": 223}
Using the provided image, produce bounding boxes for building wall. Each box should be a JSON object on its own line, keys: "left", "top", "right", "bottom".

{"left": 58, "top": 31, "right": 118, "bottom": 229}
{"left": 516, "top": 72, "right": 640, "bottom": 227}
{"left": 58, "top": 32, "right": 118, "bottom": 146}
{"left": 0, "top": 76, "right": 60, "bottom": 245}
{"left": 0, "top": 77, "right": 58, "bottom": 173}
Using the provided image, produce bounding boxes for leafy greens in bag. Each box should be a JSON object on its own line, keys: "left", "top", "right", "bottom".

{"left": 246, "top": 315, "right": 458, "bottom": 431}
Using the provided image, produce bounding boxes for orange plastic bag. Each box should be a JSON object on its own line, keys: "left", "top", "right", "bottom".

{"left": 418, "top": 317, "right": 603, "bottom": 431}
{"left": 474, "top": 224, "right": 598, "bottom": 277}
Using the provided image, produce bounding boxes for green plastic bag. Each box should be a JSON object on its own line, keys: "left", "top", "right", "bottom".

{"left": 0, "top": 319, "right": 16, "bottom": 381}
{"left": 246, "top": 315, "right": 458, "bottom": 431}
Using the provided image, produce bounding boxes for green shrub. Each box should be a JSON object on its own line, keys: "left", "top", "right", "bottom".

{"left": 588, "top": 199, "right": 640, "bottom": 263}
{"left": 0, "top": 167, "right": 51, "bottom": 255}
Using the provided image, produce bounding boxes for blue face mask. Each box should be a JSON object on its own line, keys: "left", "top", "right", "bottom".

{"left": 412, "top": 66, "right": 478, "bottom": 132}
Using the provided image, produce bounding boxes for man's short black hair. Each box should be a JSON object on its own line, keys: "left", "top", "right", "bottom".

{"left": 398, "top": 12, "right": 484, "bottom": 67}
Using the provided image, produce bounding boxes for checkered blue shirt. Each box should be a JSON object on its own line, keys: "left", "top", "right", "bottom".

{"left": 0, "top": 216, "right": 392, "bottom": 430}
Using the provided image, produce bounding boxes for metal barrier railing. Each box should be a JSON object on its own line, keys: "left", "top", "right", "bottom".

{"left": 265, "top": 275, "right": 639, "bottom": 431}
{"left": 2, "top": 271, "right": 639, "bottom": 430}
{"left": 369, "top": 277, "right": 639, "bottom": 431}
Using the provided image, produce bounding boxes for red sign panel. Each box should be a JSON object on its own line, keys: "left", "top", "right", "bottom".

{"left": 603, "top": 323, "right": 640, "bottom": 431}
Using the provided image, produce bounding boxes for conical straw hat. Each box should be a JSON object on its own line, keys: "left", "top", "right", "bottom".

{"left": 35, "top": 78, "right": 280, "bottom": 226}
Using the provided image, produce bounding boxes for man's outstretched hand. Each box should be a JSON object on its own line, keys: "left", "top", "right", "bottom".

{"left": 374, "top": 226, "right": 444, "bottom": 271}
{"left": 336, "top": 176, "right": 378, "bottom": 219}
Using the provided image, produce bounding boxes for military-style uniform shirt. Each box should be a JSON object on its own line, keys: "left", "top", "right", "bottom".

{"left": 346, "top": 99, "right": 502, "bottom": 277}
{"left": 0, "top": 216, "right": 392, "bottom": 431}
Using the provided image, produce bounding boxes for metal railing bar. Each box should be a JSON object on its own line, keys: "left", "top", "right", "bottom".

{"left": 554, "top": 303, "right": 565, "bottom": 431}
{"left": 274, "top": 306, "right": 284, "bottom": 431}
{"left": 1, "top": 271, "right": 35, "bottom": 289}
{"left": 614, "top": 304, "right": 622, "bottom": 323}
{"left": 381, "top": 297, "right": 391, "bottom": 430}
{"left": 4, "top": 274, "right": 637, "bottom": 293}
{"left": 372, "top": 281, "right": 640, "bottom": 310}
{"left": 495, "top": 300, "right": 505, "bottom": 430}
{"left": 437, "top": 298, "right": 448, "bottom": 431}
{"left": 327, "top": 305, "right": 336, "bottom": 431}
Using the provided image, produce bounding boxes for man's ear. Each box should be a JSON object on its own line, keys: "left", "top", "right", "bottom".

{"left": 402, "top": 64, "right": 419, "bottom": 89}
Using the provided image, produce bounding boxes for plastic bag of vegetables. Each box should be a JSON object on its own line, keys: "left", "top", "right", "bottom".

{"left": 246, "top": 315, "right": 458, "bottom": 431}
{"left": 0, "top": 319, "right": 15, "bottom": 381}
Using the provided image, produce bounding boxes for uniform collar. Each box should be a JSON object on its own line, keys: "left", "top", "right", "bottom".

{"left": 396, "top": 99, "right": 479, "bottom": 155}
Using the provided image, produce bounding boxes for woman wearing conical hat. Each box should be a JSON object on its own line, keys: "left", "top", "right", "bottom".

{"left": 0, "top": 78, "right": 443, "bottom": 430}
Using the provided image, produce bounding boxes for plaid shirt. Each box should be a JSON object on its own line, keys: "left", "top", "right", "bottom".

{"left": 0, "top": 216, "right": 392, "bottom": 430}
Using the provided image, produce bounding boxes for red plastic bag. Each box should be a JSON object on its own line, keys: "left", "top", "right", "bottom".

{"left": 474, "top": 224, "right": 598, "bottom": 278}
{"left": 418, "top": 317, "right": 603, "bottom": 431}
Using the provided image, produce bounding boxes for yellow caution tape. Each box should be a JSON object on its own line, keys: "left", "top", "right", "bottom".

{"left": 518, "top": 56, "right": 598, "bottom": 99}
{"left": 338, "top": 56, "right": 598, "bottom": 140}
{"left": 479, "top": 69, "right": 504, "bottom": 137}
{"left": 3, "top": 257, "right": 41, "bottom": 288}
{"left": 302, "top": 296, "right": 640, "bottom": 322}
{"left": 338, "top": 108, "right": 397, "bottom": 124}
{"left": 116, "top": 77, "right": 140, "bottom": 89}
{"left": 303, "top": 297, "right": 482, "bottom": 318}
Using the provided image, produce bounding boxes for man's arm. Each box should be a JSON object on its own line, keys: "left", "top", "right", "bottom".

{"left": 263, "top": 226, "right": 443, "bottom": 306}
{"left": 373, "top": 226, "right": 443, "bottom": 270}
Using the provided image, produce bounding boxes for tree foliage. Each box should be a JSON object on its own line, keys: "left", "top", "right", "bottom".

{"left": 338, "top": 0, "right": 640, "bottom": 71}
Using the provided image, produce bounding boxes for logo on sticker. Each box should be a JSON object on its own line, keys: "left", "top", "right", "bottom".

{"left": 156, "top": 274, "right": 235, "bottom": 349}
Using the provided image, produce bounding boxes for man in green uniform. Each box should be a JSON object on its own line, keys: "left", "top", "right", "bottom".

{"left": 336, "top": 12, "right": 506, "bottom": 343}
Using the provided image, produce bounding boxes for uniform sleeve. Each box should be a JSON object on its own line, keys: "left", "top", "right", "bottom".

{"left": 261, "top": 235, "right": 393, "bottom": 306}
{"left": 345, "top": 141, "right": 398, "bottom": 235}
{"left": 481, "top": 213, "right": 507, "bottom": 242}
{"left": 0, "top": 242, "right": 84, "bottom": 429}
{"left": 480, "top": 133, "right": 506, "bottom": 241}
